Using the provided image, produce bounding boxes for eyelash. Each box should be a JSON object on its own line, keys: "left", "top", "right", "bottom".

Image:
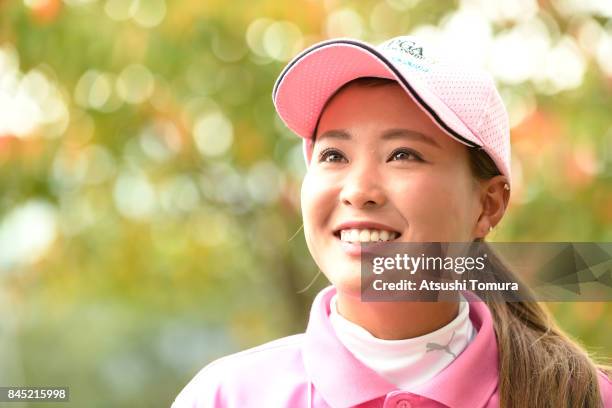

{"left": 318, "top": 147, "right": 424, "bottom": 163}
{"left": 389, "top": 148, "right": 424, "bottom": 162}
{"left": 318, "top": 148, "right": 345, "bottom": 163}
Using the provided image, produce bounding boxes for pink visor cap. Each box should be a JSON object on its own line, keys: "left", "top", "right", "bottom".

{"left": 272, "top": 36, "right": 512, "bottom": 188}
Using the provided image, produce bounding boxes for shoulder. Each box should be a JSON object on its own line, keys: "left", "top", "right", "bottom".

{"left": 171, "top": 333, "right": 306, "bottom": 408}
{"left": 599, "top": 369, "right": 612, "bottom": 407}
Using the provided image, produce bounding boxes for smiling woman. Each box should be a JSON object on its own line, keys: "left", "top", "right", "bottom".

{"left": 300, "top": 78, "right": 497, "bottom": 342}
{"left": 172, "top": 36, "right": 611, "bottom": 408}
{"left": 302, "top": 77, "right": 499, "bottom": 281}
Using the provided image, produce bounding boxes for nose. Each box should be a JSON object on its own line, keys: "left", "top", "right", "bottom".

{"left": 339, "top": 163, "right": 387, "bottom": 209}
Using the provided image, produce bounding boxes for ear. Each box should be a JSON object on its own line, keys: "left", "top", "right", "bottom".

{"left": 473, "top": 175, "right": 510, "bottom": 239}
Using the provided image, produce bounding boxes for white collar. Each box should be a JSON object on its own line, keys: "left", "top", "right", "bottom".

{"left": 329, "top": 293, "right": 476, "bottom": 390}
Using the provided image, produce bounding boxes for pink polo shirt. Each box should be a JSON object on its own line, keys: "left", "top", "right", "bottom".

{"left": 172, "top": 286, "right": 612, "bottom": 407}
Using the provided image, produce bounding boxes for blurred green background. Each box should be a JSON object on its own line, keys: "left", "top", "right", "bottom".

{"left": 0, "top": 0, "right": 611, "bottom": 406}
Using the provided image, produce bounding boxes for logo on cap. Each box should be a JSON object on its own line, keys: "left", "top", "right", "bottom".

{"left": 396, "top": 39, "right": 424, "bottom": 59}
{"left": 380, "top": 37, "right": 437, "bottom": 72}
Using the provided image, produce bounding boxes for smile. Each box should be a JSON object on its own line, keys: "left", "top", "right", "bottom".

{"left": 335, "top": 228, "right": 401, "bottom": 243}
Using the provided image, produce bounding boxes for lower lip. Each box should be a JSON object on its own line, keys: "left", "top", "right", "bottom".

{"left": 337, "top": 237, "right": 399, "bottom": 257}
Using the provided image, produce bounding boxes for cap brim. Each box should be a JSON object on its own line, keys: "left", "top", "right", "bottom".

{"left": 272, "top": 39, "right": 484, "bottom": 163}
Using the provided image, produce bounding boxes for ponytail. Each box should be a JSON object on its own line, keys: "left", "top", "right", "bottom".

{"left": 469, "top": 145, "right": 610, "bottom": 407}
{"left": 474, "top": 239, "right": 609, "bottom": 407}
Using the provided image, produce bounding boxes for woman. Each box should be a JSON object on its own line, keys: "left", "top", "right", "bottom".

{"left": 173, "top": 36, "right": 611, "bottom": 407}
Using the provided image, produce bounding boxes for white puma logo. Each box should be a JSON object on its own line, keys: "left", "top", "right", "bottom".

{"left": 425, "top": 331, "right": 457, "bottom": 358}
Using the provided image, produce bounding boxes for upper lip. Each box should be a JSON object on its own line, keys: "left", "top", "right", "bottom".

{"left": 333, "top": 220, "right": 401, "bottom": 235}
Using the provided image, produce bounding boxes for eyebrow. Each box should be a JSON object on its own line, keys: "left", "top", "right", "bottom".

{"left": 316, "top": 128, "right": 441, "bottom": 148}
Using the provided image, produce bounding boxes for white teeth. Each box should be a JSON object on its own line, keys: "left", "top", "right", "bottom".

{"left": 338, "top": 228, "right": 399, "bottom": 243}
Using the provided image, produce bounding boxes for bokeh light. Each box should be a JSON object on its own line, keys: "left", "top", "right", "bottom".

{"left": 193, "top": 110, "right": 234, "bottom": 158}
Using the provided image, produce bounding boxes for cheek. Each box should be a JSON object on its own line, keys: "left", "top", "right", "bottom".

{"left": 391, "top": 173, "right": 476, "bottom": 238}
{"left": 300, "top": 171, "right": 333, "bottom": 242}
{"left": 300, "top": 174, "right": 315, "bottom": 244}
{"left": 394, "top": 178, "right": 448, "bottom": 220}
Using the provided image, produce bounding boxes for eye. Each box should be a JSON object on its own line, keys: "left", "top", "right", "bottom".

{"left": 388, "top": 148, "right": 423, "bottom": 162}
{"left": 318, "top": 148, "right": 347, "bottom": 163}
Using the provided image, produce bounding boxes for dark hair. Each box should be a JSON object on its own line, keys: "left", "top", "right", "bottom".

{"left": 310, "top": 76, "right": 609, "bottom": 407}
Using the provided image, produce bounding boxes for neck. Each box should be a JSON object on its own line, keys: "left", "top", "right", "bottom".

{"left": 335, "top": 291, "right": 460, "bottom": 340}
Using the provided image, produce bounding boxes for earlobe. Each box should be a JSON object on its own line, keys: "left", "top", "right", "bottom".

{"left": 474, "top": 219, "right": 492, "bottom": 239}
{"left": 472, "top": 204, "right": 491, "bottom": 239}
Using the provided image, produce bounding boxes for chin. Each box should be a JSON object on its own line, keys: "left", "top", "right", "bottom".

{"left": 326, "top": 265, "right": 363, "bottom": 297}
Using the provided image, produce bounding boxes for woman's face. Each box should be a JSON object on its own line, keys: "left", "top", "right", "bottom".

{"left": 301, "top": 83, "right": 485, "bottom": 295}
